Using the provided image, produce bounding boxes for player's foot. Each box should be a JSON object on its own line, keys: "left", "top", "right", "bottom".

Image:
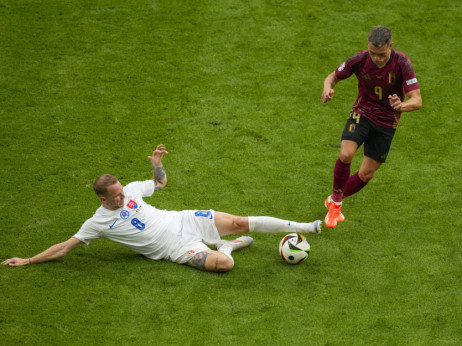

{"left": 324, "top": 196, "right": 345, "bottom": 222}
{"left": 325, "top": 200, "right": 343, "bottom": 229}
{"left": 216, "top": 236, "right": 254, "bottom": 251}
{"left": 311, "top": 220, "right": 322, "bottom": 234}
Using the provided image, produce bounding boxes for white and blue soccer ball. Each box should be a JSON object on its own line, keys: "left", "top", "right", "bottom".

{"left": 279, "top": 233, "right": 311, "bottom": 264}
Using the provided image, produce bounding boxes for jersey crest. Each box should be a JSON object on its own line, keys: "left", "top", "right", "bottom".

{"left": 120, "top": 210, "right": 130, "bottom": 220}
{"left": 127, "top": 200, "right": 138, "bottom": 209}
{"left": 126, "top": 199, "right": 143, "bottom": 212}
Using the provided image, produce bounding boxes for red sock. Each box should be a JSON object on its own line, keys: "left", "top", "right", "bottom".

{"left": 343, "top": 172, "right": 367, "bottom": 197}
{"left": 332, "top": 159, "right": 350, "bottom": 202}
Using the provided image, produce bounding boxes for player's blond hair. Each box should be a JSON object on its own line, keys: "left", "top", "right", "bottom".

{"left": 93, "top": 174, "right": 118, "bottom": 197}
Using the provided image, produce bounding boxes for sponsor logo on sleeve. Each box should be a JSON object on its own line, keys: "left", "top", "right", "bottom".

{"left": 406, "top": 78, "right": 418, "bottom": 85}
{"left": 338, "top": 62, "right": 346, "bottom": 72}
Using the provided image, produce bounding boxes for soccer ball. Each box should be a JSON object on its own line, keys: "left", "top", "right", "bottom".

{"left": 279, "top": 233, "right": 311, "bottom": 264}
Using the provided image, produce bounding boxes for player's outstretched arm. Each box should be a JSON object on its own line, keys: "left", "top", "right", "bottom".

{"left": 148, "top": 144, "right": 168, "bottom": 190}
{"left": 1, "top": 237, "right": 82, "bottom": 267}
{"left": 321, "top": 71, "right": 340, "bottom": 103}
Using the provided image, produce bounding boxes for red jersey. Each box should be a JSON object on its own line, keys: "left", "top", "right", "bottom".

{"left": 335, "top": 49, "right": 420, "bottom": 128}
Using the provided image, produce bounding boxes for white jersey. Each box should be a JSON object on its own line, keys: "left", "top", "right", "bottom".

{"left": 73, "top": 180, "right": 186, "bottom": 260}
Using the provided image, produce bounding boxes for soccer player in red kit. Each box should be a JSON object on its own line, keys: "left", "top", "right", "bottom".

{"left": 321, "top": 26, "right": 422, "bottom": 228}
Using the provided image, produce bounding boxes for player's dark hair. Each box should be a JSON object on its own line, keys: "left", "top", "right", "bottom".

{"left": 368, "top": 26, "right": 392, "bottom": 47}
{"left": 93, "top": 174, "right": 118, "bottom": 196}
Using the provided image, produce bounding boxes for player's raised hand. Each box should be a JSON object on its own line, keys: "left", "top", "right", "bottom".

{"left": 148, "top": 144, "right": 168, "bottom": 165}
{"left": 388, "top": 94, "right": 402, "bottom": 110}
{"left": 321, "top": 88, "right": 335, "bottom": 103}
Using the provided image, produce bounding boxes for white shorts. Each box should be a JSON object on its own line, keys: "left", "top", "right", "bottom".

{"left": 168, "top": 209, "right": 221, "bottom": 264}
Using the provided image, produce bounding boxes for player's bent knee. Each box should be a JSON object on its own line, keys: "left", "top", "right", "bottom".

{"left": 211, "top": 253, "right": 234, "bottom": 272}
{"left": 359, "top": 170, "right": 375, "bottom": 182}
{"left": 216, "top": 255, "right": 234, "bottom": 272}
{"left": 339, "top": 152, "right": 355, "bottom": 163}
{"left": 363, "top": 174, "right": 374, "bottom": 182}
{"left": 188, "top": 251, "right": 234, "bottom": 272}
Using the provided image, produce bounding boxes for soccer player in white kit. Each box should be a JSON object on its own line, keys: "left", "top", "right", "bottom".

{"left": 2, "top": 144, "right": 321, "bottom": 272}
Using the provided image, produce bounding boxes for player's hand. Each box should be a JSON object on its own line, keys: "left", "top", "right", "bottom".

{"left": 1, "top": 257, "right": 29, "bottom": 267}
{"left": 148, "top": 144, "right": 168, "bottom": 165}
{"left": 388, "top": 94, "right": 402, "bottom": 110}
{"left": 321, "top": 89, "right": 335, "bottom": 103}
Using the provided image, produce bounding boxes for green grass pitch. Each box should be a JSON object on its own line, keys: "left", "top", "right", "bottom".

{"left": 1, "top": 0, "right": 461, "bottom": 344}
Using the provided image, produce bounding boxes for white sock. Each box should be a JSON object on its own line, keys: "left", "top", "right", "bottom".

{"left": 217, "top": 245, "right": 234, "bottom": 264}
{"left": 328, "top": 195, "right": 342, "bottom": 206}
{"left": 248, "top": 216, "right": 317, "bottom": 233}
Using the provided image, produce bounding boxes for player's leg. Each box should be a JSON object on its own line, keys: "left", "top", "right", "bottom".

{"left": 183, "top": 212, "right": 253, "bottom": 272}
{"left": 342, "top": 152, "right": 381, "bottom": 198}
{"left": 332, "top": 113, "right": 368, "bottom": 203}
{"left": 358, "top": 156, "right": 381, "bottom": 181}
{"left": 213, "top": 212, "right": 321, "bottom": 236}
{"left": 343, "top": 156, "right": 381, "bottom": 197}
{"left": 326, "top": 113, "right": 369, "bottom": 228}
{"left": 213, "top": 212, "right": 249, "bottom": 236}
{"left": 325, "top": 140, "right": 357, "bottom": 228}
{"left": 339, "top": 139, "right": 359, "bottom": 163}
{"left": 175, "top": 237, "right": 237, "bottom": 272}
{"left": 343, "top": 172, "right": 367, "bottom": 197}
{"left": 343, "top": 123, "right": 393, "bottom": 198}
{"left": 334, "top": 139, "right": 358, "bottom": 199}
{"left": 187, "top": 249, "right": 235, "bottom": 272}
{"left": 187, "top": 237, "right": 256, "bottom": 272}
{"left": 187, "top": 211, "right": 321, "bottom": 272}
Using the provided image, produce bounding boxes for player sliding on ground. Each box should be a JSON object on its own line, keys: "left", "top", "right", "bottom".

{"left": 321, "top": 26, "right": 422, "bottom": 228}
{"left": 2, "top": 144, "right": 321, "bottom": 272}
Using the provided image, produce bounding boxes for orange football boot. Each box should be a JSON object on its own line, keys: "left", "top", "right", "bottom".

{"left": 324, "top": 196, "right": 345, "bottom": 228}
